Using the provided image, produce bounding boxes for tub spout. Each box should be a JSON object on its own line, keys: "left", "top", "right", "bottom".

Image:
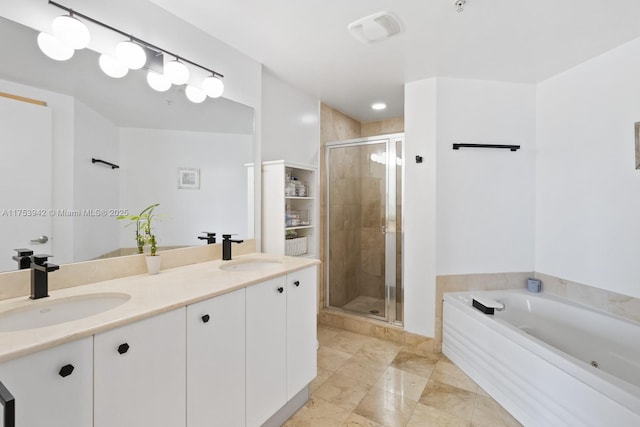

{"left": 472, "top": 297, "right": 504, "bottom": 315}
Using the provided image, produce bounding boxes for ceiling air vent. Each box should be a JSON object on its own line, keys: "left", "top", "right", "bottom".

{"left": 348, "top": 11, "right": 404, "bottom": 44}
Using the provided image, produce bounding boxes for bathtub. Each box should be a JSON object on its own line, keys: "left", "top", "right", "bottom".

{"left": 443, "top": 290, "right": 640, "bottom": 426}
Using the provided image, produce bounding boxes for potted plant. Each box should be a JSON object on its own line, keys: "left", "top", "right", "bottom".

{"left": 117, "top": 203, "right": 162, "bottom": 274}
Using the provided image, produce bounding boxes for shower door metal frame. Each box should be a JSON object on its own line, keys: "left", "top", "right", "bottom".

{"left": 325, "top": 133, "right": 404, "bottom": 325}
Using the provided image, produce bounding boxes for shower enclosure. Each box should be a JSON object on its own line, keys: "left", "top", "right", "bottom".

{"left": 325, "top": 134, "right": 404, "bottom": 324}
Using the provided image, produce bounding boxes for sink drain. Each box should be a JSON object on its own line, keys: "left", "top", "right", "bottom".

{"left": 591, "top": 361, "right": 599, "bottom": 368}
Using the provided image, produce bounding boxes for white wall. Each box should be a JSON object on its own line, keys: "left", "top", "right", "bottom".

{"left": 404, "top": 77, "right": 537, "bottom": 337}
{"left": 404, "top": 79, "right": 438, "bottom": 337}
{"left": 118, "top": 128, "right": 253, "bottom": 249}
{"left": 261, "top": 70, "right": 320, "bottom": 166}
{"left": 536, "top": 38, "right": 640, "bottom": 298}
{"left": 436, "top": 78, "right": 537, "bottom": 274}
{"left": 73, "top": 100, "right": 120, "bottom": 261}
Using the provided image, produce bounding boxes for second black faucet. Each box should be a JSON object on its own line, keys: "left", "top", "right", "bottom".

{"left": 222, "top": 234, "right": 243, "bottom": 260}
{"left": 30, "top": 254, "right": 59, "bottom": 300}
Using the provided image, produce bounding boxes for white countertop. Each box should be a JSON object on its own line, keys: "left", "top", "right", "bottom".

{"left": 0, "top": 253, "right": 320, "bottom": 363}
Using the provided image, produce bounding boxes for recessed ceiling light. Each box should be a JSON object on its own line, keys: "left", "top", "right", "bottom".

{"left": 371, "top": 102, "right": 387, "bottom": 110}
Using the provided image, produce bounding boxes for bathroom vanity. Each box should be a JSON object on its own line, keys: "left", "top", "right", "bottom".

{"left": 0, "top": 253, "right": 319, "bottom": 427}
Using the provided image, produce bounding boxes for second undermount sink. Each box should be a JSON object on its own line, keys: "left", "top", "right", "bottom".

{"left": 0, "top": 292, "right": 131, "bottom": 332}
{"left": 219, "top": 258, "right": 283, "bottom": 272}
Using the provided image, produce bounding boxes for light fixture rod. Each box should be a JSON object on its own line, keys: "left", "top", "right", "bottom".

{"left": 47, "top": 1, "right": 224, "bottom": 78}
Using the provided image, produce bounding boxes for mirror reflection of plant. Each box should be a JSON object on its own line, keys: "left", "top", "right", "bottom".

{"left": 117, "top": 203, "right": 161, "bottom": 256}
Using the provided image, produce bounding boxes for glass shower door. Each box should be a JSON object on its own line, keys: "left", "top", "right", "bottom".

{"left": 326, "top": 135, "right": 403, "bottom": 324}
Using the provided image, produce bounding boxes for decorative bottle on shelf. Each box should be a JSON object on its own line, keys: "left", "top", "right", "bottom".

{"left": 285, "top": 176, "right": 296, "bottom": 196}
{"left": 297, "top": 179, "right": 307, "bottom": 197}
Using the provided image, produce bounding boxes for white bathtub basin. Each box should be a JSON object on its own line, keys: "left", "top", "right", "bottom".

{"left": 219, "top": 258, "right": 282, "bottom": 272}
{"left": 443, "top": 290, "right": 640, "bottom": 426}
{"left": 0, "top": 293, "right": 130, "bottom": 332}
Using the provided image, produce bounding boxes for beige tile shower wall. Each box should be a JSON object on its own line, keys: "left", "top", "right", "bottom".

{"left": 327, "top": 146, "right": 363, "bottom": 307}
{"left": 535, "top": 272, "right": 640, "bottom": 323}
{"left": 0, "top": 240, "right": 256, "bottom": 301}
{"left": 320, "top": 104, "right": 362, "bottom": 310}
{"left": 319, "top": 104, "right": 404, "bottom": 312}
{"left": 434, "top": 272, "right": 532, "bottom": 351}
{"left": 360, "top": 117, "right": 405, "bottom": 138}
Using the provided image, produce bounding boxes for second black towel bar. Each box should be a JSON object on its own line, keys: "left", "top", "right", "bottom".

{"left": 452, "top": 143, "right": 520, "bottom": 152}
{"left": 92, "top": 158, "right": 120, "bottom": 169}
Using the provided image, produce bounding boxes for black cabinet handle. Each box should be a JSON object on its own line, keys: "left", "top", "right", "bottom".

{"left": 59, "top": 364, "right": 75, "bottom": 378}
{"left": 277, "top": 287, "right": 284, "bottom": 294}
{"left": 0, "top": 380, "right": 15, "bottom": 427}
{"left": 118, "top": 343, "right": 130, "bottom": 354}
{"left": 201, "top": 314, "right": 210, "bottom": 323}
{"left": 294, "top": 280, "right": 300, "bottom": 287}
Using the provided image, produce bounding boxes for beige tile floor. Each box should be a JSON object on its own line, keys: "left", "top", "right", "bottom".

{"left": 284, "top": 325, "right": 522, "bottom": 427}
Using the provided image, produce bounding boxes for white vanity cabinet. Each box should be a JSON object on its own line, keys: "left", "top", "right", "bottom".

{"left": 286, "top": 266, "right": 318, "bottom": 398}
{"left": 246, "top": 265, "right": 318, "bottom": 426}
{"left": 94, "top": 308, "right": 187, "bottom": 427}
{"left": 186, "top": 288, "right": 245, "bottom": 427}
{"left": 246, "top": 275, "right": 288, "bottom": 427}
{"left": 0, "top": 336, "right": 93, "bottom": 427}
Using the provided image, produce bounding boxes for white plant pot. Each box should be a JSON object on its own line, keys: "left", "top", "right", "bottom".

{"left": 145, "top": 255, "right": 161, "bottom": 275}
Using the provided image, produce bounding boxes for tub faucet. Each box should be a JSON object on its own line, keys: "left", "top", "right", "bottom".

{"left": 30, "top": 254, "right": 59, "bottom": 300}
{"left": 12, "top": 248, "right": 33, "bottom": 270}
{"left": 198, "top": 232, "right": 217, "bottom": 244}
{"left": 222, "top": 234, "right": 243, "bottom": 261}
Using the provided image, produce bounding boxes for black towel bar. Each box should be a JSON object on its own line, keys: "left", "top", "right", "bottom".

{"left": 92, "top": 158, "right": 120, "bottom": 169}
{"left": 452, "top": 143, "right": 520, "bottom": 152}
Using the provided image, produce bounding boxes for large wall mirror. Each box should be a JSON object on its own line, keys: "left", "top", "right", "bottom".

{"left": 0, "top": 16, "right": 255, "bottom": 272}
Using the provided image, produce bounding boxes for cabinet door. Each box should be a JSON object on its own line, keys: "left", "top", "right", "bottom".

{"left": 94, "top": 308, "right": 186, "bottom": 427}
{"left": 187, "top": 289, "right": 245, "bottom": 427}
{"left": 246, "top": 276, "right": 287, "bottom": 427}
{"left": 0, "top": 336, "right": 92, "bottom": 427}
{"left": 286, "top": 266, "right": 318, "bottom": 398}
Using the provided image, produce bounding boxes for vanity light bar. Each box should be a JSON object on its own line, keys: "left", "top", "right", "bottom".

{"left": 47, "top": 1, "right": 224, "bottom": 79}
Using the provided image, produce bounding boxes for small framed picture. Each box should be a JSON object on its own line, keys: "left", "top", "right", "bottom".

{"left": 178, "top": 167, "right": 200, "bottom": 189}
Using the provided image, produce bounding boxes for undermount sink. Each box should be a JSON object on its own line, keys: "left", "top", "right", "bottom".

{"left": 219, "top": 258, "right": 283, "bottom": 272}
{"left": 0, "top": 292, "right": 130, "bottom": 332}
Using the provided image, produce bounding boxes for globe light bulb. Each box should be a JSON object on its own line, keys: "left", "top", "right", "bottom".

{"left": 37, "top": 32, "right": 74, "bottom": 61}
{"left": 147, "top": 71, "right": 171, "bottom": 92}
{"left": 99, "top": 54, "right": 128, "bottom": 78}
{"left": 202, "top": 75, "right": 224, "bottom": 98}
{"left": 185, "top": 85, "right": 206, "bottom": 103}
{"left": 165, "top": 59, "right": 189, "bottom": 85}
{"left": 52, "top": 15, "right": 90, "bottom": 49}
{"left": 116, "top": 40, "right": 146, "bottom": 70}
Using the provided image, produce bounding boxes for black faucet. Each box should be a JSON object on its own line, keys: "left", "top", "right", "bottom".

{"left": 198, "top": 232, "right": 217, "bottom": 244}
{"left": 30, "top": 254, "right": 59, "bottom": 300}
{"left": 12, "top": 248, "right": 34, "bottom": 270}
{"left": 222, "top": 234, "right": 243, "bottom": 261}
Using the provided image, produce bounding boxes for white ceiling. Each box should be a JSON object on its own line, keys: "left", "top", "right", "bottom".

{"left": 149, "top": 0, "right": 640, "bottom": 122}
